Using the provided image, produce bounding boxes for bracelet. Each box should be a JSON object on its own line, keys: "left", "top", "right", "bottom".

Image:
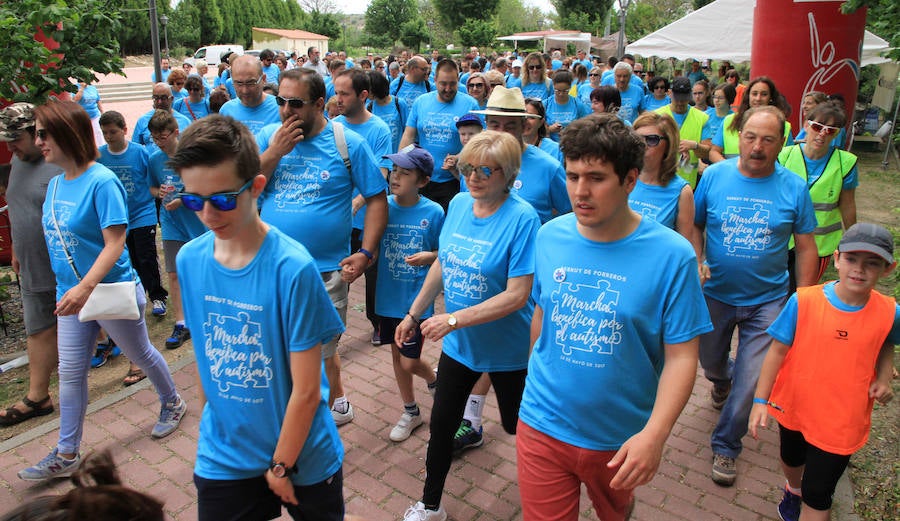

{"left": 406, "top": 312, "right": 420, "bottom": 325}
{"left": 357, "top": 248, "right": 374, "bottom": 261}
{"left": 752, "top": 397, "right": 768, "bottom": 405}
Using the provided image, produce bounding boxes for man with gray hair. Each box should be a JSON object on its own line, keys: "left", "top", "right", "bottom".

{"left": 132, "top": 83, "right": 192, "bottom": 154}
{"left": 609, "top": 62, "right": 644, "bottom": 124}
{"left": 0, "top": 103, "right": 59, "bottom": 427}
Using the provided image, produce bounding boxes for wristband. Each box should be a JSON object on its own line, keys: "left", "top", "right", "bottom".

{"left": 357, "top": 248, "right": 374, "bottom": 261}
{"left": 753, "top": 397, "right": 768, "bottom": 405}
{"left": 406, "top": 312, "right": 420, "bottom": 325}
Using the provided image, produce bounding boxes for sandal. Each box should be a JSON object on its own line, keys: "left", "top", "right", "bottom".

{"left": 0, "top": 396, "right": 54, "bottom": 427}
{"left": 123, "top": 367, "right": 147, "bottom": 387}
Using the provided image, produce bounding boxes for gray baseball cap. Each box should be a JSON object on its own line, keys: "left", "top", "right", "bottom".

{"left": 838, "top": 223, "right": 895, "bottom": 264}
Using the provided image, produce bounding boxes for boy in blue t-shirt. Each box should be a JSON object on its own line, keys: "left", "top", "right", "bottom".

{"left": 170, "top": 115, "right": 346, "bottom": 521}
{"left": 375, "top": 144, "right": 442, "bottom": 443}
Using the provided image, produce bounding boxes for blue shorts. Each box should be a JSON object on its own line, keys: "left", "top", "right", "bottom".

{"left": 194, "top": 468, "right": 343, "bottom": 521}
{"left": 378, "top": 317, "right": 424, "bottom": 359}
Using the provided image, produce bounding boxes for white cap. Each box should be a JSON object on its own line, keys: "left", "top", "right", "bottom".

{"left": 511, "top": 59, "right": 523, "bottom": 68}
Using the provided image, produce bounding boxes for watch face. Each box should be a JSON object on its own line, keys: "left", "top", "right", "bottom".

{"left": 448, "top": 315, "right": 457, "bottom": 327}
{"left": 271, "top": 463, "right": 286, "bottom": 478}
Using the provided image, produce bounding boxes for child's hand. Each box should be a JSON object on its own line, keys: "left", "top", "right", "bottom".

{"left": 405, "top": 252, "right": 435, "bottom": 266}
{"left": 748, "top": 403, "right": 769, "bottom": 439}
{"left": 442, "top": 154, "right": 458, "bottom": 171}
{"left": 869, "top": 380, "right": 893, "bottom": 405}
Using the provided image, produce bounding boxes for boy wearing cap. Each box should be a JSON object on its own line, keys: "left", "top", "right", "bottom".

{"left": 749, "top": 222, "right": 898, "bottom": 521}
{"left": 375, "top": 144, "right": 443, "bottom": 442}
{"left": 442, "top": 113, "right": 483, "bottom": 179}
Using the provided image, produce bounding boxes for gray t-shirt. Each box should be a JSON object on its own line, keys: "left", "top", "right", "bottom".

{"left": 6, "top": 156, "right": 59, "bottom": 292}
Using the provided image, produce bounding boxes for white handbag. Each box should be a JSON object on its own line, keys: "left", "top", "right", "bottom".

{"left": 49, "top": 178, "right": 140, "bottom": 322}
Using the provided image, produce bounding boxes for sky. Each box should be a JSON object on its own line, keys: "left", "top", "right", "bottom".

{"left": 338, "top": 0, "right": 549, "bottom": 16}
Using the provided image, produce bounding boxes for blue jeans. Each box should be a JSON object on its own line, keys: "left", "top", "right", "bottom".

{"left": 57, "top": 282, "right": 178, "bottom": 454}
{"left": 699, "top": 295, "right": 786, "bottom": 458}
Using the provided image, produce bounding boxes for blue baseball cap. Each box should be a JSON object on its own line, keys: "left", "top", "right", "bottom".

{"left": 455, "top": 113, "right": 483, "bottom": 129}
{"left": 385, "top": 144, "right": 434, "bottom": 174}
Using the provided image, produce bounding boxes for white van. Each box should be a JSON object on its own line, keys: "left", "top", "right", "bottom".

{"left": 187, "top": 45, "right": 244, "bottom": 67}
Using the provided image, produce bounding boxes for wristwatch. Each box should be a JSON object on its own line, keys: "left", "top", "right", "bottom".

{"left": 447, "top": 314, "right": 457, "bottom": 329}
{"left": 269, "top": 460, "right": 296, "bottom": 478}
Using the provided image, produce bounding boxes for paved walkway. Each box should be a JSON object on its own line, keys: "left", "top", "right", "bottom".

{"left": 0, "top": 282, "right": 858, "bottom": 520}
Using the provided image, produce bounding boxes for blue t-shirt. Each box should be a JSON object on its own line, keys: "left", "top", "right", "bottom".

{"left": 148, "top": 150, "right": 208, "bottom": 242}
{"left": 97, "top": 142, "right": 158, "bottom": 230}
{"left": 642, "top": 94, "right": 670, "bottom": 112}
{"left": 521, "top": 80, "right": 551, "bottom": 101}
{"left": 173, "top": 98, "right": 211, "bottom": 121}
{"left": 438, "top": 193, "right": 540, "bottom": 371}
{"left": 628, "top": 176, "right": 689, "bottom": 230}
{"left": 506, "top": 75, "right": 522, "bottom": 89}
{"left": 768, "top": 281, "right": 900, "bottom": 346}
{"left": 218, "top": 95, "right": 281, "bottom": 136}
{"left": 705, "top": 108, "right": 732, "bottom": 144}
{"left": 511, "top": 145, "right": 570, "bottom": 224}
{"left": 262, "top": 63, "right": 280, "bottom": 85}
{"left": 375, "top": 195, "right": 445, "bottom": 319}
{"left": 520, "top": 215, "right": 712, "bottom": 450}
{"left": 539, "top": 137, "right": 564, "bottom": 165}
{"left": 331, "top": 115, "right": 392, "bottom": 231}
{"left": 601, "top": 72, "right": 645, "bottom": 93}
{"left": 370, "top": 97, "right": 407, "bottom": 153}
{"left": 406, "top": 91, "right": 479, "bottom": 184}
{"left": 577, "top": 83, "right": 595, "bottom": 104}
{"left": 257, "top": 121, "right": 388, "bottom": 272}
{"left": 77, "top": 85, "right": 102, "bottom": 118}
{"left": 151, "top": 69, "right": 172, "bottom": 83}
{"left": 694, "top": 160, "right": 817, "bottom": 306}
{"left": 543, "top": 96, "right": 591, "bottom": 142}
{"left": 172, "top": 89, "right": 187, "bottom": 102}
{"left": 617, "top": 84, "right": 645, "bottom": 124}
{"left": 177, "top": 227, "right": 345, "bottom": 486}
{"left": 390, "top": 77, "right": 431, "bottom": 125}
{"left": 132, "top": 109, "right": 193, "bottom": 156}
{"left": 42, "top": 164, "right": 135, "bottom": 299}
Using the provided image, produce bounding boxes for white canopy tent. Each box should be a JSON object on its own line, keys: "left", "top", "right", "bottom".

{"left": 497, "top": 30, "right": 593, "bottom": 55}
{"left": 626, "top": 0, "right": 891, "bottom": 66}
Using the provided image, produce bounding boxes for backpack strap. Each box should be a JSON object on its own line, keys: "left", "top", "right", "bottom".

{"left": 332, "top": 121, "right": 351, "bottom": 175}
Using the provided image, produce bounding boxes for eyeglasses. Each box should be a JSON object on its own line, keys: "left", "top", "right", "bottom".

{"left": 642, "top": 134, "right": 668, "bottom": 147}
{"left": 458, "top": 163, "right": 502, "bottom": 179}
{"left": 467, "top": 83, "right": 485, "bottom": 89}
{"left": 275, "top": 96, "right": 311, "bottom": 108}
{"left": 174, "top": 82, "right": 185, "bottom": 87}
{"left": 589, "top": 73, "right": 600, "bottom": 77}
{"left": 187, "top": 87, "right": 203, "bottom": 92}
{"left": 692, "top": 91, "right": 706, "bottom": 96}
{"left": 653, "top": 85, "right": 666, "bottom": 91}
{"left": 179, "top": 179, "right": 254, "bottom": 212}
{"left": 554, "top": 88, "right": 570, "bottom": 94}
{"left": 711, "top": 95, "right": 726, "bottom": 101}
{"left": 808, "top": 120, "right": 839, "bottom": 136}
{"left": 527, "top": 65, "right": 542, "bottom": 71}
{"left": 152, "top": 95, "right": 172, "bottom": 101}
{"left": 151, "top": 131, "right": 174, "bottom": 143}
{"left": 36, "top": 129, "right": 48, "bottom": 140}
{"left": 233, "top": 76, "right": 263, "bottom": 87}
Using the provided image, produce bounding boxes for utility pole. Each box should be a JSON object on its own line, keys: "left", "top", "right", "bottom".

{"left": 616, "top": 0, "right": 632, "bottom": 58}
{"left": 149, "top": 0, "right": 162, "bottom": 82}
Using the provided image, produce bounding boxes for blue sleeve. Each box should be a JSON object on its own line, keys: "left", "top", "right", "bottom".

{"left": 256, "top": 125, "right": 275, "bottom": 154}
{"left": 843, "top": 164, "right": 859, "bottom": 190}
{"left": 693, "top": 175, "right": 709, "bottom": 226}
{"left": 701, "top": 120, "right": 713, "bottom": 141}
{"left": 284, "top": 259, "right": 346, "bottom": 350}
{"left": 767, "top": 293, "right": 799, "bottom": 345}
{"left": 349, "top": 137, "right": 389, "bottom": 198}
{"left": 712, "top": 125, "right": 725, "bottom": 148}
{"left": 506, "top": 209, "right": 540, "bottom": 279}
{"left": 793, "top": 182, "right": 817, "bottom": 234}
{"left": 662, "top": 249, "right": 713, "bottom": 344}
{"left": 549, "top": 163, "right": 572, "bottom": 215}
{"left": 406, "top": 98, "right": 420, "bottom": 131}
{"left": 577, "top": 98, "right": 591, "bottom": 118}
{"left": 888, "top": 305, "right": 900, "bottom": 345}
{"left": 95, "top": 177, "right": 130, "bottom": 229}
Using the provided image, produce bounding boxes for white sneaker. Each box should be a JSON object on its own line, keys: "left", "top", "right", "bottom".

{"left": 402, "top": 501, "right": 446, "bottom": 521}
{"left": 390, "top": 412, "right": 423, "bottom": 442}
{"left": 331, "top": 402, "right": 354, "bottom": 426}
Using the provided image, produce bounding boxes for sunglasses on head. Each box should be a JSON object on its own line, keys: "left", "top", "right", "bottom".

{"left": 808, "top": 120, "right": 839, "bottom": 136}
{"left": 178, "top": 179, "right": 254, "bottom": 212}
{"left": 642, "top": 134, "right": 668, "bottom": 147}
{"left": 275, "top": 96, "right": 311, "bottom": 108}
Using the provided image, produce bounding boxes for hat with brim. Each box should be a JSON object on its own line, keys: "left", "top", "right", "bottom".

{"left": 671, "top": 76, "right": 692, "bottom": 103}
{"left": 838, "top": 223, "right": 895, "bottom": 264}
{"left": 472, "top": 86, "right": 539, "bottom": 118}
{"left": 385, "top": 143, "right": 435, "bottom": 175}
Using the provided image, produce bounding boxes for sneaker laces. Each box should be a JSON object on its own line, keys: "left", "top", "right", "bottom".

{"left": 159, "top": 398, "right": 183, "bottom": 423}
{"left": 403, "top": 504, "right": 428, "bottom": 521}
{"left": 454, "top": 419, "right": 474, "bottom": 438}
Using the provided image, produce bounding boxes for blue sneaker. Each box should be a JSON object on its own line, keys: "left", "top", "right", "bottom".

{"left": 90, "top": 339, "right": 121, "bottom": 368}
{"left": 452, "top": 419, "right": 483, "bottom": 455}
{"left": 151, "top": 395, "right": 187, "bottom": 439}
{"left": 18, "top": 448, "right": 81, "bottom": 481}
{"left": 165, "top": 324, "right": 190, "bottom": 349}
{"left": 778, "top": 487, "right": 802, "bottom": 521}
{"left": 151, "top": 299, "right": 167, "bottom": 317}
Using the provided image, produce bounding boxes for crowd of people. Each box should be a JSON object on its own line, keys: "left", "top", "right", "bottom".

{"left": 0, "top": 44, "right": 896, "bottom": 521}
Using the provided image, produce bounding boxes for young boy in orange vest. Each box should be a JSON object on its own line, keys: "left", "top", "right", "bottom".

{"left": 749, "top": 222, "right": 898, "bottom": 521}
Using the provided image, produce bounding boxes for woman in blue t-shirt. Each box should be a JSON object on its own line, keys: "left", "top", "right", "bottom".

{"left": 395, "top": 131, "right": 540, "bottom": 521}
{"left": 17, "top": 102, "right": 184, "bottom": 483}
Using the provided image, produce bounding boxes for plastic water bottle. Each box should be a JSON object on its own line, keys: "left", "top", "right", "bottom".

{"left": 160, "top": 174, "right": 177, "bottom": 205}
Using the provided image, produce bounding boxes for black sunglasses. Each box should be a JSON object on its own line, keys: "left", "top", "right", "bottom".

{"left": 275, "top": 96, "right": 311, "bottom": 108}
{"left": 36, "top": 129, "right": 48, "bottom": 140}
{"left": 643, "top": 134, "right": 668, "bottom": 147}
{"left": 178, "top": 179, "right": 254, "bottom": 211}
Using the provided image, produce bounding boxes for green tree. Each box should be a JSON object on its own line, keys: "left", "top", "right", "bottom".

{"left": 365, "top": 0, "right": 417, "bottom": 46}
{"left": 304, "top": 10, "right": 342, "bottom": 39}
{"left": 842, "top": 0, "right": 900, "bottom": 60}
{"left": 400, "top": 17, "right": 430, "bottom": 52}
{"left": 495, "top": 0, "right": 545, "bottom": 35}
{"left": 433, "top": 0, "right": 500, "bottom": 30}
{"left": 458, "top": 19, "right": 496, "bottom": 49}
{"left": 0, "top": 0, "right": 124, "bottom": 103}
{"left": 612, "top": 0, "right": 691, "bottom": 41}
{"left": 197, "top": 0, "right": 225, "bottom": 45}
{"left": 552, "top": 0, "right": 612, "bottom": 34}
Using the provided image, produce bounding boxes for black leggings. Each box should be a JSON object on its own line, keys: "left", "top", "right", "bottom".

{"left": 779, "top": 424, "right": 852, "bottom": 511}
{"left": 422, "top": 352, "right": 526, "bottom": 508}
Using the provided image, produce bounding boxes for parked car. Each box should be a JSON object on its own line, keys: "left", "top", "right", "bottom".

{"left": 186, "top": 45, "right": 244, "bottom": 67}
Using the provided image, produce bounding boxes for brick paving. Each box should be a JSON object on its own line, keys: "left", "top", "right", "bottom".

{"left": 4, "top": 279, "right": 862, "bottom": 520}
